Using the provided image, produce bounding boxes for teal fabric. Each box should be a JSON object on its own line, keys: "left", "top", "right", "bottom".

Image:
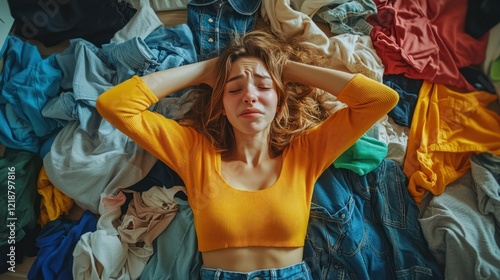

{"left": 141, "top": 198, "right": 202, "bottom": 279}
{"left": 0, "top": 148, "right": 42, "bottom": 247}
{"left": 334, "top": 134, "right": 388, "bottom": 175}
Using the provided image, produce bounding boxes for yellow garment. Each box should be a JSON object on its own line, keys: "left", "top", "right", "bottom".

{"left": 37, "top": 167, "right": 74, "bottom": 226}
{"left": 97, "top": 74, "right": 398, "bottom": 252}
{"left": 404, "top": 81, "right": 500, "bottom": 203}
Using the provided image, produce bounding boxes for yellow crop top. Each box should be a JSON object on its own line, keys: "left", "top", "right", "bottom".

{"left": 96, "top": 74, "right": 398, "bottom": 252}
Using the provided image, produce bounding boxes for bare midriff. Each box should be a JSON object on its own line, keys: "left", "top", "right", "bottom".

{"left": 201, "top": 247, "right": 304, "bottom": 272}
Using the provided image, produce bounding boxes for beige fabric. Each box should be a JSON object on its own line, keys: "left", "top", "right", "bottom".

{"left": 261, "top": 0, "right": 384, "bottom": 81}
{"left": 293, "top": 0, "right": 338, "bottom": 17}
{"left": 118, "top": 186, "right": 186, "bottom": 245}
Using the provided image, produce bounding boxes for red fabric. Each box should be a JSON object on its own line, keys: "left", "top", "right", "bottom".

{"left": 368, "top": 0, "right": 488, "bottom": 91}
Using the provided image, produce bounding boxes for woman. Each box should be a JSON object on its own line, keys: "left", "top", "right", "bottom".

{"left": 97, "top": 30, "right": 398, "bottom": 279}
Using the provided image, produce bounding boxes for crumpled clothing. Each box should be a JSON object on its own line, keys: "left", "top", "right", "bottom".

{"left": 28, "top": 211, "right": 97, "bottom": 280}
{"left": 334, "top": 134, "right": 387, "bottom": 175}
{"left": 43, "top": 23, "right": 196, "bottom": 212}
{"left": 368, "top": 0, "right": 488, "bottom": 91}
{"left": 404, "top": 81, "right": 500, "bottom": 203}
{"left": 291, "top": 0, "right": 377, "bottom": 35}
{"left": 73, "top": 192, "right": 153, "bottom": 280}
{"left": 261, "top": 0, "right": 384, "bottom": 81}
{"left": 419, "top": 168, "right": 500, "bottom": 280}
{"left": 0, "top": 36, "right": 63, "bottom": 153}
{"left": 471, "top": 153, "right": 500, "bottom": 224}
{"left": 118, "top": 186, "right": 186, "bottom": 245}
{"left": 37, "top": 167, "right": 74, "bottom": 227}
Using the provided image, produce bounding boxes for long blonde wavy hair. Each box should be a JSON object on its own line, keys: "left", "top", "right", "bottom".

{"left": 180, "top": 29, "right": 334, "bottom": 158}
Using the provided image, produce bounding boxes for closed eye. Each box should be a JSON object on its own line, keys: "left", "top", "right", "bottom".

{"left": 228, "top": 89, "right": 242, "bottom": 93}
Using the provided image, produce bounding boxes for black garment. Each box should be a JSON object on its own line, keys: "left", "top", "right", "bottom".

{"left": 127, "top": 160, "right": 185, "bottom": 193}
{"left": 8, "top": 0, "right": 136, "bottom": 47}
{"left": 122, "top": 160, "right": 186, "bottom": 214}
{"left": 465, "top": 0, "right": 500, "bottom": 39}
{"left": 460, "top": 66, "right": 497, "bottom": 94}
{"left": 383, "top": 74, "right": 423, "bottom": 127}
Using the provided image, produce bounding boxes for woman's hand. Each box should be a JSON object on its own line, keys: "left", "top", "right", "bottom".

{"left": 282, "top": 60, "right": 293, "bottom": 86}
{"left": 198, "top": 57, "right": 218, "bottom": 89}
{"left": 282, "top": 61, "right": 355, "bottom": 97}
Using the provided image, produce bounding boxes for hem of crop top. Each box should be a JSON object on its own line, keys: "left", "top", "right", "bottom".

{"left": 199, "top": 242, "right": 306, "bottom": 253}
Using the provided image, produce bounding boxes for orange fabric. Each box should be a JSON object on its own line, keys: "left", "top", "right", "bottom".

{"left": 97, "top": 74, "right": 398, "bottom": 252}
{"left": 37, "top": 167, "right": 74, "bottom": 226}
{"left": 404, "top": 81, "right": 500, "bottom": 203}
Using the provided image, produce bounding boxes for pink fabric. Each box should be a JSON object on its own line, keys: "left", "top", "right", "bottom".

{"left": 368, "top": 0, "right": 488, "bottom": 91}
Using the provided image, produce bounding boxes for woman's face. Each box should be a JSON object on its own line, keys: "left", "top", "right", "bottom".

{"left": 222, "top": 56, "right": 278, "bottom": 137}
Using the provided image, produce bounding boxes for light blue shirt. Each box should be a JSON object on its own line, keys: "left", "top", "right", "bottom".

{"left": 0, "top": 36, "right": 63, "bottom": 153}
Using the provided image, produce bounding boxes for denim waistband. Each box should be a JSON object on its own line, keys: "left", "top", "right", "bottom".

{"left": 200, "top": 261, "right": 312, "bottom": 280}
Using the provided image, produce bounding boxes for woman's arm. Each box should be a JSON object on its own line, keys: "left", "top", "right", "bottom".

{"left": 283, "top": 60, "right": 355, "bottom": 96}
{"left": 141, "top": 58, "right": 217, "bottom": 99}
{"left": 96, "top": 59, "right": 217, "bottom": 173}
{"left": 284, "top": 61, "right": 399, "bottom": 175}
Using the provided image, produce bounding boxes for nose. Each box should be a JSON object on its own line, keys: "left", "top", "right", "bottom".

{"left": 243, "top": 87, "right": 257, "bottom": 104}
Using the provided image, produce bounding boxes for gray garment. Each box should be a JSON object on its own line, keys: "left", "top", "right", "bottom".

{"left": 419, "top": 159, "right": 500, "bottom": 280}
{"left": 44, "top": 120, "right": 158, "bottom": 213}
{"left": 290, "top": 0, "right": 376, "bottom": 35}
{"left": 471, "top": 153, "right": 500, "bottom": 239}
{"left": 111, "top": 3, "right": 164, "bottom": 43}
{"left": 315, "top": 0, "right": 376, "bottom": 35}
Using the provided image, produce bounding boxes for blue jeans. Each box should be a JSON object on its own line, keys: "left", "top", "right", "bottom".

{"left": 305, "top": 159, "right": 443, "bottom": 279}
{"left": 200, "top": 261, "right": 312, "bottom": 280}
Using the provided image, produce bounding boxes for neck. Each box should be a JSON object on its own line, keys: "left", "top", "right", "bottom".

{"left": 230, "top": 132, "right": 271, "bottom": 167}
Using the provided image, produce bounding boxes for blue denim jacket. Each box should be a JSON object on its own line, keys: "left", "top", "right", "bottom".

{"left": 305, "top": 160, "right": 443, "bottom": 279}
{"left": 187, "top": 0, "right": 261, "bottom": 61}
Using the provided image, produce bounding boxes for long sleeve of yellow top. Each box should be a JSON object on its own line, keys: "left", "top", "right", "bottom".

{"left": 96, "top": 74, "right": 399, "bottom": 252}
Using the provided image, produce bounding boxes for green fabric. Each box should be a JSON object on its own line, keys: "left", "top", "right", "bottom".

{"left": 334, "top": 134, "right": 388, "bottom": 175}
{"left": 490, "top": 57, "right": 500, "bottom": 82}
{"left": 0, "top": 148, "right": 42, "bottom": 247}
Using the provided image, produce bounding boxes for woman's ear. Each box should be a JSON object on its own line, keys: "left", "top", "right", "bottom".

{"left": 222, "top": 108, "right": 226, "bottom": 115}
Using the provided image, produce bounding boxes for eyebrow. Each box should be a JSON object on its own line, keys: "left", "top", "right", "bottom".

{"left": 227, "top": 73, "right": 271, "bottom": 83}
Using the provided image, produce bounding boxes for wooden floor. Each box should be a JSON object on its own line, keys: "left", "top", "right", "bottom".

{"left": 2, "top": 256, "right": 35, "bottom": 279}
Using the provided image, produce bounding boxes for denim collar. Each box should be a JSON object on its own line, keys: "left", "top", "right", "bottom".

{"left": 188, "top": 0, "right": 261, "bottom": 15}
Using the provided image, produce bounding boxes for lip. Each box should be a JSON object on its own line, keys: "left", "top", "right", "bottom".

{"left": 239, "top": 108, "right": 263, "bottom": 117}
